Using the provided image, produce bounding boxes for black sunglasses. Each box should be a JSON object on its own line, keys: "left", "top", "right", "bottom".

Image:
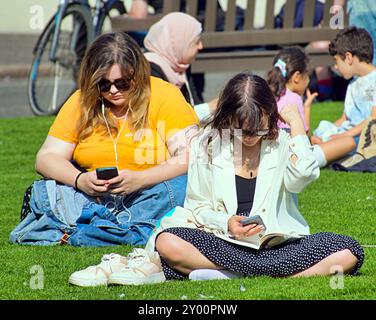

{"left": 242, "top": 129, "right": 269, "bottom": 137}
{"left": 98, "top": 78, "right": 132, "bottom": 92}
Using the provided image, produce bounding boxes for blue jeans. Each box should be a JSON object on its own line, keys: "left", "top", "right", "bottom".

{"left": 10, "top": 175, "right": 187, "bottom": 246}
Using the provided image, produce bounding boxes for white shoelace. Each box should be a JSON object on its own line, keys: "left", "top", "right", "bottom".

{"left": 126, "top": 249, "right": 150, "bottom": 268}
{"left": 98, "top": 253, "right": 123, "bottom": 269}
{"left": 85, "top": 253, "right": 123, "bottom": 276}
{"left": 101, "top": 253, "right": 119, "bottom": 262}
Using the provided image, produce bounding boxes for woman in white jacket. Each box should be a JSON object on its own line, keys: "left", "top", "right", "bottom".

{"left": 155, "top": 73, "right": 364, "bottom": 280}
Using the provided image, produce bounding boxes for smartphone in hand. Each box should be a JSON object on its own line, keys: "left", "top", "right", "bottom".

{"left": 96, "top": 167, "right": 119, "bottom": 180}
{"left": 241, "top": 215, "right": 264, "bottom": 227}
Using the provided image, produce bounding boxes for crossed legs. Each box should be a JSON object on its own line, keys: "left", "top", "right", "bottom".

{"left": 156, "top": 232, "right": 359, "bottom": 278}
{"left": 156, "top": 233, "right": 222, "bottom": 275}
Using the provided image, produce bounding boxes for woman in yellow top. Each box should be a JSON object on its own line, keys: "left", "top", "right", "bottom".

{"left": 12, "top": 32, "right": 199, "bottom": 248}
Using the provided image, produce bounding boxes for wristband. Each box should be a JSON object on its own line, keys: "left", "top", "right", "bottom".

{"left": 74, "top": 172, "right": 84, "bottom": 189}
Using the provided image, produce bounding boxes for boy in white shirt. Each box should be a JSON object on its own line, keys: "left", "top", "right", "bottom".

{"left": 312, "top": 27, "right": 376, "bottom": 161}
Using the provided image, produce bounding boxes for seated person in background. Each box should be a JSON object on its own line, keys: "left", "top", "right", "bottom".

{"left": 10, "top": 32, "right": 199, "bottom": 248}
{"left": 274, "top": 0, "right": 325, "bottom": 29}
{"left": 127, "top": 0, "right": 245, "bottom": 104}
{"left": 127, "top": 0, "right": 227, "bottom": 103}
{"left": 144, "top": 12, "right": 217, "bottom": 121}
{"left": 267, "top": 46, "right": 356, "bottom": 168}
{"left": 312, "top": 27, "right": 376, "bottom": 153}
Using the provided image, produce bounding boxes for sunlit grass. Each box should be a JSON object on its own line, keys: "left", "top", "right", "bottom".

{"left": 0, "top": 102, "right": 375, "bottom": 300}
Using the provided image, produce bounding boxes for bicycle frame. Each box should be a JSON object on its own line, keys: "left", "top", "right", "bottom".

{"left": 49, "top": 0, "right": 91, "bottom": 62}
{"left": 93, "top": 0, "right": 123, "bottom": 35}
{"left": 92, "top": 0, "right": 102, "bottom": 33}
{"left": 28, "top": 0, "right": 126, "bottom": 116}
{"left": 45, "top": 0, "right": 122, "bottom": 61}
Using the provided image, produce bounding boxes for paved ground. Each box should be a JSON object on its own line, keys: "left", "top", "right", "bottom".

{"left": 0, "top": 78, "right": 34, "bottom": 118}
{"left": 0, "top": 34, "right": 36, "bottom": 118}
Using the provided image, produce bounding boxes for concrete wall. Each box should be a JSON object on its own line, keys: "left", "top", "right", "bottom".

{"left": 1, "top": 0, "right": 57, "bottom": 34}
{"left": 0, "top": 0, "right": 286, "bottom": 34}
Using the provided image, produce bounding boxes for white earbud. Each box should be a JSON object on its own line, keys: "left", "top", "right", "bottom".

{"left": 101, "top": 99, "right": 105, "bottom": 115}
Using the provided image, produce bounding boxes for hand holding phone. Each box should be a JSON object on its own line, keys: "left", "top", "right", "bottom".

{"left": 96, "top": 167, "right": 119, "bottom": 180}
{"left": 240, "top": 215, "right": 265, "bottom": 227}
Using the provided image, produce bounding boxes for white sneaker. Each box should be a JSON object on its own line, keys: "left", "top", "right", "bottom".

{"left": 108, "top": 248, "right": 166, "bottom": 286}
{"left": 69, "top": 253, "right": 128, "bottom": 287}
{"left": 189, "top": 269, "right": 244, "bottom": 281}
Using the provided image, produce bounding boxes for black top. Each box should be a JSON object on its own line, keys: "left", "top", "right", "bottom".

{"left": 149, "top": 61, "right": 203, "bottom": 105}
{"left": 235, "top": 175, "right": 257, "bottom": 215}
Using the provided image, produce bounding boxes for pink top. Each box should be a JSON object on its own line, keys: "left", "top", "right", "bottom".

{"left": 277, "top": 88, "right": 308, "bottom": 132}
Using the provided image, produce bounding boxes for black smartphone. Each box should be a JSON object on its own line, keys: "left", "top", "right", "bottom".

{"left": 241, "top": 215, "right": 264, "bottom": 227}
{"left": 96, "top": 167, "right": 119, "bottom": 180}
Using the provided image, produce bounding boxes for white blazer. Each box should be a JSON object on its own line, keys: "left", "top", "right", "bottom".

{"left": 146, "top": 129, "right": 320, "bottom": 251}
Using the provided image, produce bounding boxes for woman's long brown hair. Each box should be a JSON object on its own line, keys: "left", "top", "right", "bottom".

{"left": 77, "top": 32, "right": 151, "bottom": 141}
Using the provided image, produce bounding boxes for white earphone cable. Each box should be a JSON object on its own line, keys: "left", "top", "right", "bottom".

{"left": 101, "top": 100, "right": 129, "bottom": 170}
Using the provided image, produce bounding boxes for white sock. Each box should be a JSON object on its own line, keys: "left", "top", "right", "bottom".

{"left": 189, "top": 269, "right": 244, "bottom": 281}
{"left": 312, "top": 144, "right": 328, "bottom": 168}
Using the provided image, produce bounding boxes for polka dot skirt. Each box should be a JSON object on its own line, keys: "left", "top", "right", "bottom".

{"left": 157, "top": 228, "right": 365, "bottom": 280}
{"left": 20, "top": 184, "right": 33, "bottom": 221}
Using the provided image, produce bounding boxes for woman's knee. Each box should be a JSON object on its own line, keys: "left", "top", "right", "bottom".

{"left": 155, "top": 232, "right": 185, "bottom": 262}
{"left": 332, "top": 249, "right": 358, "bottom": 273}
{"left": 327, "top": 249, "right": 358, "bottom": 274}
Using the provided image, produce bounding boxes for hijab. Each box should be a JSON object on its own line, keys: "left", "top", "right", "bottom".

{"left": 144, "top": 12, "right": 202, "bottom": 88}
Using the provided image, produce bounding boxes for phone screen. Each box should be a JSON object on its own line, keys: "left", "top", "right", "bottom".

{"left": 241, "top": 215, "right": 264, "bottom": 227}
{"left": 96, "top": 167, "right": 119, "bottom": 180}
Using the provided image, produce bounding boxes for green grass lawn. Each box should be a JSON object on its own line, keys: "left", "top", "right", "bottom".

{"left": 0, "top": 102, "right": 375, "bottom": 300}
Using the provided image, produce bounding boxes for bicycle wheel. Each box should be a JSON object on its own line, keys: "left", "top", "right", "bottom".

{"left": 28, "top": 4, "right": 94, "bottom": 116}
{"left": 96, "top": 0, "right": 126, "bottom": 35}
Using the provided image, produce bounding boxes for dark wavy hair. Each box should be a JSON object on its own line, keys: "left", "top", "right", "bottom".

{"left": 329, "top": 27, "right": 374, "bottom": 64}
{"left": 266, "top": 46, "right": 309, "bottom": 100}
{"left": 203, "top": 73, "right": 281, "bottom": 145}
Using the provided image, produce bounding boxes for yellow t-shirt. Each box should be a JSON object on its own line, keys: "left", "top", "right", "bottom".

{"left": 48, "top": 76, "right": 199, "bottom": 172}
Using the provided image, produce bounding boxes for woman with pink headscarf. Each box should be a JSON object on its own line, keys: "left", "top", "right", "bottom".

{"left": 144, "top": 12, "right": 216, "bottom": 121}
